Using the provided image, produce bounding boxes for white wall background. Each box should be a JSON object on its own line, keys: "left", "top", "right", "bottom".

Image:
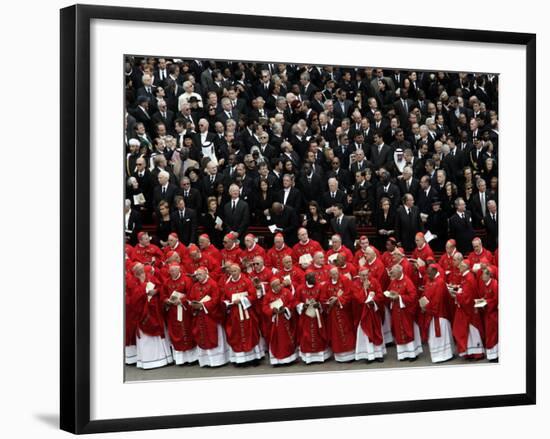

{"left": 0, "top": 0, "right": 545, "bottom": 437}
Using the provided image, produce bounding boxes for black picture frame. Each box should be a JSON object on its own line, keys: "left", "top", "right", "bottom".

{"left": 60, "top": 4, "right": 536, "bottom": 434}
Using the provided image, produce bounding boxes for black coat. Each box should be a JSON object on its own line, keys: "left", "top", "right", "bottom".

{"left": 276, "top": 187, "right": 303, "bottom": 213}
{"left": 170, "top": 208, "right": 198, "bottom": 245}
{"left": 330, "top": 215, "right": 357, "bottom": 251}
{"left": 448, "top": 210, "right": 476, "bottom": 254}
{"left": 222, "top": 199, "right": 250, "bottom": 237}
{"left": 268, "top": 206, "right": 300, "bottom": 246}
{"left": 394, "top": 205, "right": 424, "bottom": 252}
{"left": 152, "top": 184, "right": 178, "bottom": 210}
{"left": 484, "top": 212, "right": 498, "bottom": 251}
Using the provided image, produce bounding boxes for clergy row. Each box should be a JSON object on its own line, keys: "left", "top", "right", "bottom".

{"left": 125, "top": 229, "right": 498, "bottom": 369}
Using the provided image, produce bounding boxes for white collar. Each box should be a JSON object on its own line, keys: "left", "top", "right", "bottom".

{"left": 398, "top": 274, "right": 404, "bottom": 281}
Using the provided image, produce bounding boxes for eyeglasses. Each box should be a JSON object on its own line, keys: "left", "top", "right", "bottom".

{"left": 253, "top": 262, "right": 262, "bottom": 266}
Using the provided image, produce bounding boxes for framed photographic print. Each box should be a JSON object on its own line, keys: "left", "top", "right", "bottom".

{"left": 60, "top": 4, "right": 536, "bottom": 434}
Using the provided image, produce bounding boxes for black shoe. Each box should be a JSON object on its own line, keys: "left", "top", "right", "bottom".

{"left": 489, "top": 358, "right": 499, "bottom": 363}
{"left": 375, "top": 358, "right": 384, "bottom": 363}
{"left": 408, "top": 356, "right": 418, "bottom": 362}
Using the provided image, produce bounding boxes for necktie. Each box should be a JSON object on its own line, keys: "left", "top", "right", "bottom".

{"left": 180, "top": 210, "right": 184, "bottom": 219}
{"left": 162, "top": 186, "right": 166, "bottom": 196}
{"left": 184, "top": 191, "right": 189, "bottom": 197}
{"left": 162, "top": 112, "right": 166, "bottom": 119}
{"left": 232, "top": 201, "right": 236, "bottom": 213}
{"left": 338, "top": 217, "right": 342, "bottom": 226}
{"left": 493, "top": 214, "right": 496, "bottom": 222}
{"left": 331, "top": 192, "right": 335, "bottom": 199}
{"left": 210, "top": 175, "right": 214, "bottom": 184}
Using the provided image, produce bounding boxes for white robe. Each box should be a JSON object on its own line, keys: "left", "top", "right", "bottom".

{"left": 355, "top": 325, "right": 386, "bottom": 361}
{"left": 427, "top": 317, "right": 454, "bottom": 363}
{"left": 136, "top": 329, "right": 174, "bottom": 369}
{"left": 197, "top": 324, "right": 230, "bottom": 367}
{"left": 396, "top": 322, "right": 423, "bottom": 360}
{"left": 458, "top": 324, "right": 485, "bottom": 357}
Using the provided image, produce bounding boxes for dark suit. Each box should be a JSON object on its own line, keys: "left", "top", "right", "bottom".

{"left": 395, "top": 205, "right": 424, "bottom": 252}
{"left": 151, "top": 110, "right": 175, "bottom": 133}
{"left": 370, "top": 144, "right": 393, "bottom": 169}
{"left": 170, "top": 208, "right": 198, "bottom": 245}
{"left": 327, "top": 168, "right": 352, "bottom": 192}
{"left": 484, "top": 212, "right": 498, "bottom": 251}
{"left": 298, "top": 173, "right": 323, "bottom": 204}
{"left": 125, "top": 209, "right": 142, "bottom": 245}
{"left": 277, "top": 188, "right": 303, "bottom": 213}
{"left": 152, "top": 184, "right": 177, "bottom": 210}
{"left": 201, "top": 174, "right": 224, "bottom": 198}
{"left": 397, "top": 177, "right": 420, "bottom": 199}
{"left": 375, "top": 183, "right": 401, "bottom": 213}
{"left": 268, "top": 205, "right": 300, "bottom": 246}
{"left": 321, "top": 190, "right": 348, "bottom": 213}
{"left": 223, "top": 199, "right": 250, "bottom": 237}
{"left": 417, "top": 186, "right": 439, "bottom": 214}
{"left": 175, "top": 187, "right": 202, "bottom": 212}
{"left": 449, "top": 210, "right": 476, "bottom": 254}
{"left": 470, "top": 191, "right": 494, "bottom": 228}
{"left": 330, "top": 215, "right": 357, "bottom": 251}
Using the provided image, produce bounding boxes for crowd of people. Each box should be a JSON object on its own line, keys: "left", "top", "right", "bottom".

{"left": 125, "top": 230, "right": 498, "bottom": 370}
{"left": 123, "top": 57, "right": 499, "bottom": 371}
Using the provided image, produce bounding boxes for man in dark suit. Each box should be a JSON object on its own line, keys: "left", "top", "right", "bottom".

{"left": 201, "top": 161, "right": 224, "bottom": 199}
{"left": 394, "top": 193, "right": 424, "bottom": 252}
{"left": 416, "top": 175, "right": 439, "bottom": 215}
{"left": 257, "top": 133, "right": 278, "bottom": 161}
{"left": 222, "top": 184, "right": 250, "bottom": 238}
{"left": 326, "top": 157, "right": 351, "bottom": 192}
{"left": 267, "top": 202, "right": 300, "bottom": 247}
{"left": 330, "top": 204, "right": 357, "bottom": 250}
{"left": 298, "top": 164, "right": 323, "bottom": 205}
{"left": 170, "top": 196, "right": 198, "bottom": 245}
{"left": 393, "top": 90, "right": 414, "bottom": 129}
{"left": 276, "top": 174, "right": 303, "bottom": 213}
{"left": 124, "top": 199, "right": 142, "bottom": 245}
{"left": 216, "top": 97, "right": 240, "bottom": 125}
{"left": 370, "top": 130, "right": 393, "bottom": 170}
{"left": 151, "top": 100, "right": 175, "bottom": 134}
{"left": 318, "top": 112, "right": 337, "bottom": 142}
{"left": 131, "top": 157, "right": 154, "bottom": 208}
{"left": 175, "top": 177, "right": 202, "bottom": 211}
{"left": 333, "top": 88, "right": 353, "bottom": 119}
{"left": 375, "top": 171, "right": 401, "bottom": 213}
{"left": 470, "top": 178, "right": 494, "bottom": 227}
{"left": 322, "top": 177, "right": 349, "bottom": 215}
{"left": 397, "top": 166, "right": 420, "bottom": 199}
{"left": 448, "top": 197, "right": 476, "bottom": 254}
{"left": 152, "top": 170, "right": 178, "bottom": 210}
{"left": 484, "top": 200, "right": 498, "bottom": 251}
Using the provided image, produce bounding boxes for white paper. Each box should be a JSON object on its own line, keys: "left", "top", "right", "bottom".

{"left": 176, "top": 304, "right": 183, "bottom": 322}
{"left": 133, "top": 193, "right": 146, "bottom": 205}
{"left": 145, "top": 282, "right": 155, "bottom": 293}
{"left": 474, "top": 298, "right": 488, "bottom": 308}
{"left": 268, "top": 224, "right": 278, "bottom": 234}
{"left": 298, "top": 253, "right": 313, "bottom": 265}
{"left": 270, "top": 298, "right": 284, "bottom": 310}
{"left": 215, "top": 216, "right": 223, "bottom": 226}
{"left": 424, "top": 230, "right": 435, "bottom": 242}
{"left": 328, "top": 253, "right": 338, "bottom": 264}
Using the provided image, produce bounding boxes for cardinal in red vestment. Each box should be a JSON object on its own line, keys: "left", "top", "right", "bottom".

{"left": 320, "top": 267, "right": 356, "bottom": 362}
{"left": 133, "top": 232, "right": 164, "bottom": 268}
{"left": 162, "top": 264, "right": 197, "bottom": 364}
{"left": 295, "top": 273, "right": 330, "bottom": 363}
{"left": 266, "top": 234, "right": 293, "bottom": 270}
{"left": 262, "top": 278, "right": 298, "bottom": 364}
{"left": 222, "top": 264, "right": 264, "bottom": 364}
{"left": 292, "top": 228, "right": 324, "bottom": 264}
{"left": 478, "top": 267, "right": 499, "bottom": 361}
{"left": 188, "top": 267, "right": 229, "bottom": 367}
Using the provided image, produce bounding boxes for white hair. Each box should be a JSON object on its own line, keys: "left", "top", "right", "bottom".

{"left": 158, "top": 170, "right": 170, "bottom": 180}
{"left": 129, "top": 138, "right": 140, "bottom": 147}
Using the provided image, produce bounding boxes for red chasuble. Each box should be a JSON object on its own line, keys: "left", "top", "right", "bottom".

{"left": 295, "top": 283, "right": 328, "bottom": 354}
{"left": 278, "top": 265, "right": 306, "bottom": 290}
{"left": 387, "top": 274, "right": 418, "bottom": 344}
{"left": 262, "top": 287, "right": 297, "bottom": 359}
{"left": 201, "top": 244, "right": 222, "bottom": 268}
{"left": 220, "top": 244, "right": 243, "bottom": 267}
{"left": 365, "top": 256, "right": 389, "bottom": 290}
{"left": 133, "top": 243, "right": 164, "bottom": 268}
{"left": 354, "top": 246, "right": 381, "bottom": 268}
{"left": 242, "top": 243, "right": 267, "bottom": 267}
{"left": 292, "top": 239, "right": 324, "bottom": 263}
{"left": 188, "top": 276, "right": 223, "bottom": 349}
{"left": 162, "top": 241, "right": 189, "bottom": 264}
{"left": 266, "top": 245, "right": 293, "bottom": 270}
{"left": 326, "top": 245, "right": 354, "bottom": 264}
{"left": 468, "top": 248, "right": 494, "bottom": 266}
{"left": 305, "top": 264, "right": 330, "bottom": 286}
{"left": 452, "top": 271, "right": 484, "bottom": 354}
{"left": 420, "top": 273, "right": 450, "bottom": 341}
{"left": 479, "top": 278, "right": 498, "bottom": 350}
{"left": 412, "top": 243, "right": 435, "bottom": 262}
{"left": 352, "top": 278, "right": 384, "bottom": 346}
{"left": 320, "top": 276, "right": 356, "bottom": 354}
{"left": 162, "top": 274, "right": 195, "bottom": 352}
{"left": 249, "top": 267, "right": 275, "bottom": 338}
{"left": 223, "top": 276, "right": 261, "bottom": 353}
{"left": 128, "top": 272, "right": 166, "bottom": 339}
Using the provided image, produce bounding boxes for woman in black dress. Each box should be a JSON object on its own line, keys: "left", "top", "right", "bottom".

{"left": 201, "top": 196, "right": 223, "bottom": 248}
{"left": 251, "top": 178, "right": 274, "bottom": 225}
{"left": 374, "top": 197, "right": 396, "bottom": 250}
{"left": 441, "top": 181, "right": 458, "bottom": 219}
{"left": 303, "top": 201, "right": 329, "bottom": 249}
{"left": 156, "top": 200, "right": 172, "bottom": 247}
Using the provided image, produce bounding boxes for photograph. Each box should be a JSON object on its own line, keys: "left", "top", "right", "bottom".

{"left": 123, "top": 57, "right": 500, "bottom": 381}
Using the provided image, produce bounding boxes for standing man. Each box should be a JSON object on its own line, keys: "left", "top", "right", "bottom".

{"left": 170, "top": 196, "right": 198, "bottom": 245}
{"left": 330, "top": 204, "right": 357, "bottom": 251}
{"left": 449, "top": 197, "right": 475, "bottom": 254}
{"left": 223, "top": 183, "right": 250, "bottom": 239}
{"left": 395, "top": 194, "right": 423, "bottom": 252}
